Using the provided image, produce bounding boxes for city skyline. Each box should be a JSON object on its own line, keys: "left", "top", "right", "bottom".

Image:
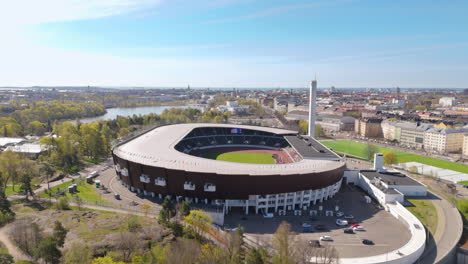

{"left": 1, "top": 0, "right": 467, "bottom": 88}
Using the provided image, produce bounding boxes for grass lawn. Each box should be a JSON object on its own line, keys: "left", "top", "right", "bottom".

{"left": 405, "top": 199, "right": 438, "bottom": 235}
{"left": 459, "top": 181, "right": 468, "bottom": 185}
{"left": 321, "top": 140, "right": 468, "bottom": 173}
{"left": 202, "top": 152, "right": 275, "bottom": 164}
{"left": 40, "top": 178, "right": 103, "bottom": 201}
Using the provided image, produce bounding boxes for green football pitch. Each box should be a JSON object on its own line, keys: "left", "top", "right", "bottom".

{"left": 321, "top": 139, "right": 468, "bottom": 174}
{"left": 202, "top": 152, "right": 276, "bottom": 164}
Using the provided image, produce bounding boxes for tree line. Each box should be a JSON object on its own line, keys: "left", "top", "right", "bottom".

{"left": 39, "top": 108, "right": 228, "bottom": 173}
{"left": 0, "top": 100, "right": 106, "bottom": 137}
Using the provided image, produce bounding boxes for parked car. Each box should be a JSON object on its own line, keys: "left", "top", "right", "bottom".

{"left": 336, "top": 211, "right": 344, "bottom": 217}
{"left": 309, "top": 240, "right": 321, "bottom": 247}
{"left": 344, "top": 214, "right": 354, "bottom": 219}
{"left": 114, "top": 193, "right": 120, "bottom": 200}
{"left": 353, "top": 226, "right": 365, "bottom": 231}
{"left": 351, "top": 224, "right": 360, "bottom": 228}
{"left": 320, "top": 236, "right": 333, "bottom": 241}
{"left": 336, "top": 219, "right": 348, "bottom": 226}
{"left": 309, "top": 217, "right": 318, "bottom": 221}
{"left": 302, "top": 223, "right": 312, "bottom": 228}
{"left": 344, "top": 228, "right": 354, "bottom": 234}
{"left": 348, "top": 220, "right": 358, "bottom": 225}
{"left": 362, "top": 239, "right": 374, "bottom": 245}
{"left": 303, "top": 227, "right": 314, "bottom": 233}
{"left": 315, "top": 225, "right": 327, "bottom": 231}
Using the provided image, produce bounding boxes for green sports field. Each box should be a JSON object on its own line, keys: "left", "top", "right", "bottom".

{"left": 321, "top": 139, "right": 468, "bottom": 174}
{"left": 202, "top": 152, "right": 276, "bottom": 164}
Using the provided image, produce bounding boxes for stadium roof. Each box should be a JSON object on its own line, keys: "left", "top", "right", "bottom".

{"left": 113, "top": 123, "right": 344, "bottom": 175}
{"left": 284, "top": 135, "right": 341, "bottom": 160}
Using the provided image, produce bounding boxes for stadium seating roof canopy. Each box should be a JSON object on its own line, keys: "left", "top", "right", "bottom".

{"left": 113, "top": 123, "right": 344, "bottom": 175}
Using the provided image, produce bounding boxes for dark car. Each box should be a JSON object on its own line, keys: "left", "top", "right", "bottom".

{"left": 344, "top": 228, "right": 354, "bottom": 234}
{"left": 362, "top": 239, "right": 374, "bottom": 245}
{"left": 309, "top": 240, "right": 321, "bottom": 247}
{"left": 348, "top": 220, "right": 358, "bottom": 225}
{"left": 315, "top": 225, "right": 327, "bottom": 231}
{"left": 309, "top": 217, "right": 318, "bottom": 221}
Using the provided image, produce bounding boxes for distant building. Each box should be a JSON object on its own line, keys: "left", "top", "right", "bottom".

{"left": 4, "top": 143, "right": 46, "bottom": 159}
{"left": 381, "top": 120, "right": 432, "bottom": 149}
{"left": 463, "top": 134, "right": 468, "bottom": 157}
{"left": 439, "top": 97, "right": 458, "bottom": 107}
{"left": 217, "top": 101, "right": 249, "bottom": 115}
{"left": 285, "top": 110, "right": 309, "bottom": 121}
{"left": 0, "top": 137, "right": 26, "bottom": 148}
{"left": 424, "top": 128, "right": 468, "bottom": 153}
{"left": 355, "top": 118, "right": 383, "bottom": 138}
{"left": 316, "top": 115, "right": 355, "bottom": 135}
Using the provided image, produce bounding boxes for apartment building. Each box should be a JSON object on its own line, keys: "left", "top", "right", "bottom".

{"left": 381, "top": 120, "right": 432, "bottom": 149}
{"left": 424, "top": 128, "right": 468, "bottom": 153}
{"left": 355, "top": 118, "right": 383, "bottom": 138}
{"left": 463, "top": 134, "right": 468, "bottom": 157}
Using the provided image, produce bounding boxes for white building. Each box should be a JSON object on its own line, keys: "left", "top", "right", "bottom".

{"left": 439, "top": 96, "right": 458, "bottom": 107}
{"left": 344, "top": 154, "right": 427, "bottom": 205}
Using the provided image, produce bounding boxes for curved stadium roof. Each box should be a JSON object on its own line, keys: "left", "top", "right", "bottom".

{"left": 113, "top": 123, "right": 344, "bottom": 175}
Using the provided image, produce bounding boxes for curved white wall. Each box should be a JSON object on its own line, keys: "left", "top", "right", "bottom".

{"left": 339, "top": 202, "right": 426, "bottom": 264}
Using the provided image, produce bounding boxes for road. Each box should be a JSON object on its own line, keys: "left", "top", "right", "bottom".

{"left": 417, "top": 192, "right": 463, "bottom": 264}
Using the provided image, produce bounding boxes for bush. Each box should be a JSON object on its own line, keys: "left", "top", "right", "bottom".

{"left": 0, "top": 212, "right": 14, "bottom": 226}
{"left": 127, "top": 217, "right": 142, "bottom": 233}
{"left": 0, "top": 253, "right": 13, "bottom": 264}
{"left": 56, "top": 197, "right": 70, "bottom": 210}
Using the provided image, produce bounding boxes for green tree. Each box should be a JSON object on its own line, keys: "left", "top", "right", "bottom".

{"left": 366, "top": 143, "right": 377, "bottom": 161}
{"left": 271, "top": 222, "right": 294, "bottom": 264}
{"left": 52, "top": 221, "right": 68, "bottom": 248}
{"left": 383, "top": 151, "right": 398, "bottom": 165}
{"left": 63, "top": 241, "right": 92, "bottom": 264}
{"left": 184, "top": 210, "right": 213, "bottom": 238}
{"left": 35, "top": 237, "right": 62, "bottom": 264}
{"left": 180, "top": 200, "right": 191, "bottom": 217}
{"left": 28, "top": 121, "right": 47, "bottom": 136}
{"left": 158, "top": 197, "right": 175, "bottom": 223}
{"left": 246, "top": 247, "right": 268, "bottom": 264}
{"left": 91, "top": 256, "right": 125, "bottom": 264}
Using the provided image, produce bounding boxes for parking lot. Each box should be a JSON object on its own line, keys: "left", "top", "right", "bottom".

{"left": 224, "top": 185, "right": 411, "bottom": 258}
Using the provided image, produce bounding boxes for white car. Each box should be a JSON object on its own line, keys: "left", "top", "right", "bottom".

{"left": 353, "top": 226, "right": 365, "bottom": 231}
{"left": 320, "top": 236, "right": 333, "bottom": 241}
{"left": 336, "top": 211, "right": 344, "bottom": 217}
{"left": 336, "top": 219, "right": 348, "bottom": 226}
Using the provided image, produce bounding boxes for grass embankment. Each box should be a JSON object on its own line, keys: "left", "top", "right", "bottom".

{"left": 405, "top": 199, "right": 438, "bottom": 235}
{"left": 0, "top": 241, "right": 8, "bottom": 254}
{"left": 321, "top": 140, "right": 468, "bottom": 173}
{"left": 40, "top": 179, "right": 103, "bottom": 201}
{"left": 202, "top": 152, "right": 275, "bottom": 164}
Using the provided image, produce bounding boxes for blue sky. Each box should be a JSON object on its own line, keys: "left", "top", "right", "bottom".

{"left": 0, "top": 0, "right": 467, "bottom": 88}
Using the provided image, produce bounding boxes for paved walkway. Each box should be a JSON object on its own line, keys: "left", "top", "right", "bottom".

{"left": 0, "top": 225, "right": 32, "bottom": 262}
{"left": 416, "top": 192, "right": 463, "bottom": 264}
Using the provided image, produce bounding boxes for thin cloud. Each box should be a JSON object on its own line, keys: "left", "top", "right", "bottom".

{"left": 0, "top": 0, "right": 162, "bottom": 25}
{"left": 201, "top": 0, "right": 355, "bottom": 24}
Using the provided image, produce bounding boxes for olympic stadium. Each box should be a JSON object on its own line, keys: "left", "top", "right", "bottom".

{"left": 112, "top": 123, "right": 346, "bottom": 215}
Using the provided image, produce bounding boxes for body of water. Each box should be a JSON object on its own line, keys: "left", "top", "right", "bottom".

{"left": 78, "top": 105, "right": 205, "bottom": 124}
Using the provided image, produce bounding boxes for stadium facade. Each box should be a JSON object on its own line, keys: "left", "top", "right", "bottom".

{"left": 112, "top": 123, "right": 346, "bottom": 215}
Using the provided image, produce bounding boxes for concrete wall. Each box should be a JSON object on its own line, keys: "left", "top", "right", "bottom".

{"left": 340, "top": 202, "right": 426, "bottom": 264}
